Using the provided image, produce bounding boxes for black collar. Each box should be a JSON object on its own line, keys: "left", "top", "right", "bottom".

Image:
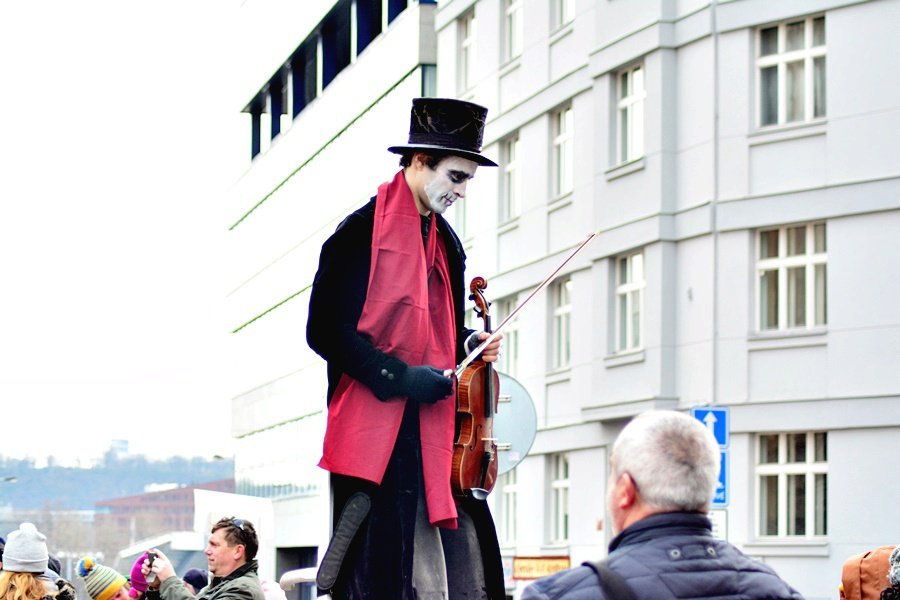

{"left": 210, "top": 559, "right": 258, "bottom": 586}
{"left": 608, "top": 512, "right": 713, "bottom": 552}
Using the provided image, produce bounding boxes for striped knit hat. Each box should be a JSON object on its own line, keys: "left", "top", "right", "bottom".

{"left": 77, "top": 557, "right": 127, "bottom": 600}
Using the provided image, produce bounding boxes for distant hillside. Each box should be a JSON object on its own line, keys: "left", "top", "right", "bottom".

{"left": 0, "top": 453, "right": 235, "bottom": 510}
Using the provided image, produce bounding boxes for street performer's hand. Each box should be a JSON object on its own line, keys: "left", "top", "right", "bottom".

{"left": 474, "top": 331, "right": 503, "bottom": 363}
{"left": 401, "top": 365, "right": 453, "bottom": 404}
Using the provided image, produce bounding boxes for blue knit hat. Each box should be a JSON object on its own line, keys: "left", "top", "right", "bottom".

{"left": 182, "top": 568, "right": 208, "bottom": 592}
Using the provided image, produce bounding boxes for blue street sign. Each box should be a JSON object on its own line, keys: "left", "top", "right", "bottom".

{"left": 712, "top": 449, "right": 728, "bottom": 507}
{"left": 691, "top": 406, "right": 729, "bottom": 448}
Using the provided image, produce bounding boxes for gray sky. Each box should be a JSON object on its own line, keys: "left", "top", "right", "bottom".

{"left": 0, "top": 2, "right": 247, "bottom": 465}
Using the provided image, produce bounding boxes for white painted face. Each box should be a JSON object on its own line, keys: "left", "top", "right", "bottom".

{"left": 421, "top": 155, "right": 478, "bottom": 215}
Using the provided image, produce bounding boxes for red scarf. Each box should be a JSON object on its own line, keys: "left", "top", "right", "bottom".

{"left": 319, "top": 170, "right": 459, "bottom": 528}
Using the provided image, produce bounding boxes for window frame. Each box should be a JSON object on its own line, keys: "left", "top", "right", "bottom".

{"left": 551, "top": 0, "right": 573, "bottom": 31}
{"left": 550, "top": 277, "right": 572, "bottom": 370}
{"left": 755, "top": 431, "right": 828, "bottom": 539}
{"left": 755, "top": 15, "right": 826, "bottom": 128}
{"left": 500, "top": 133, "right": 521, "bottom": 223}
{"left": 458, "top": 10, "right": 477, "bottom": 94}
{"left": 549, "top": 453, "right": 570, "bottom": 544}
{"left": 498, "top": 468, "right": 518, "bottom": 545}
{"left": 616, "top": 63, "right": 645, "bottom": 164}
{"left": 496, "top": 296, "right": 520, "bottom": 376}
{"left": 551, "top": 106, "right": 574, "bottom": 198}
{"left": 756, "top": 222, "right": 827, "bottom": 332}
{"left": 503, "top": 0, "right": 523, "bottom": 63}
{"left": 614, "top": 250, "right": 644, "bottom": 353}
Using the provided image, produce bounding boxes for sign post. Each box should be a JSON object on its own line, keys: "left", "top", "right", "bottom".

{"left": 691, "top": 407, "right": 730, "bottom": 510}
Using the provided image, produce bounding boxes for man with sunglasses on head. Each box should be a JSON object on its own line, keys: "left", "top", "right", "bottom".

{"left": 142, "top": 517, "right": 264, "bottom": 600}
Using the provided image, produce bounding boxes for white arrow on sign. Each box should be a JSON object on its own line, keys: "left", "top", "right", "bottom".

{"left": 703, "top": 411, "right": 718, "bottom": 435}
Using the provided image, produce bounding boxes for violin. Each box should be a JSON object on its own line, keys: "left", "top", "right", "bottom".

{"left": 451, "top": 276, "right": 500, "bottom": 500}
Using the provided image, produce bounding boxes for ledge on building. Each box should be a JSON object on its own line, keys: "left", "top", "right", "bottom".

{"left": 604, "top": 349, "right": 645, "bottom": 368}
{"left": 742, "top": 539, "right": 830, "bottom": 558}
{"left": 747, "top": 327, "right": 827, "bottom": 352}
{"left": 582, "top": 396, "right": 678, "bottom": 422}
{"left": 748, "top": 119, "right": 827, "bottom": 147}
{"left": 548, "top": 192, "right": 573, "bottom": 213}
{"left": 498, "top": 216, "right": 520, "bottom": 235}
{"left": 545, "top": 367, "right": 572, "bottom": 385}
{"left": 499, "top": 55, "right": 522, "bottom": 78}
{"left": 549, "top": 21, "right": 575, "bottom": 46}
{"left": 604, "top": 156, "right": 645, "bottom": 181}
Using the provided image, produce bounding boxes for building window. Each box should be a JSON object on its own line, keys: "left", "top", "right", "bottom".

{"left": 355, "top": 0, "right": 383, "bottom": 56}
{"left": 321, "top": 2, "right": 352, "bottom": 88}
{"left": 757, "top": 16, "right": 826, "bottom": 127}
{"left": 500, "top": 134, "right": 521, "bottom": 223}
{"left": 458, "top": 11, "right": 476, "bottom": 94}
{"left": 615, "top": 251, "right": 644, "bottom": 352}
{"left": 498, "top": 468, "right": 518, "bottom": 544}
{"left": 496, "top": 296, "right": 519, "bottom": 376}
{"left": 756, "top": 432, "right": 827, "bottom": 537}
{"left": 551, "top": 106, "right": 573, "bottom": 198}
{"left": 550, "top": 278, "right": 572, "bottom": 370}
{"left": 549, "top": 453, "right": 570, "bottom": 543}
{"left": 551, "top": 0, "right": 573, "bottom": 30}
{"left": 503, "top": 0, "right": 523, "bottom": 63}
{"left": 617, "top": 64, "right": 645, "bottom": 164}
{"left": 384, "top": 0, "right": 408, "bottom": 28}
{"left": 757, "top": 223, "right": 827, "bottom": 331}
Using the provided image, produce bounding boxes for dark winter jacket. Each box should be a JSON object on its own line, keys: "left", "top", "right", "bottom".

{"left": 159, "top": 560, "right": 263, "bottom": 600}
{"left": 521, "top": 512, "right": 804, "bottom": 600}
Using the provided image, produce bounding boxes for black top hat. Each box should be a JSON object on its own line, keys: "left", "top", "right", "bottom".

{"left": 388, "top": 97, "right": 497, "bottom": 167}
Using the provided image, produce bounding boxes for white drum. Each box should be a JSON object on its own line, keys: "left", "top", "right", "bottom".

{"left": 493, "top": 371, "right": 537, "bottom": 474}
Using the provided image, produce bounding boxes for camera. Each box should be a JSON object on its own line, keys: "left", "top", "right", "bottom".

{"left": 145, "top": 552, "right": 158, "bottom": 584}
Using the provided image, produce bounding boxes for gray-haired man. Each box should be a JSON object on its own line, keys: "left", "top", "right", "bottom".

{"left": 522, "top": 410, "right": 805, "bottom": 600}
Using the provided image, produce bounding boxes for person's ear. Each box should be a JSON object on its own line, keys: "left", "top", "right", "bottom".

{"left": 616, "top": 472, "right": 639, "bottom": 509}
{"left": 413, "top": 152, "right": 429, "bottom": 171}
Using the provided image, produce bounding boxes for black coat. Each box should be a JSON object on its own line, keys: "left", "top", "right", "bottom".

{"left": 307, "top": 198, "right": 505, "bottom": 599}
{"left": 307, "top": 198, "right": 472, "bottom": 403}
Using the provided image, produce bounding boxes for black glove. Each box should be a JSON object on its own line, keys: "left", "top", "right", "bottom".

{"left": 401, "top": 365, "right": 453, "bottom": 404}
{"left": 56, "top": 579, "right": 77, "bottom": 600}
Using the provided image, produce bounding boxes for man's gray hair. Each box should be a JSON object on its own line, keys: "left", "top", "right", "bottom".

{"left": 611, "top": 410, "right": 720, "bottom": 511}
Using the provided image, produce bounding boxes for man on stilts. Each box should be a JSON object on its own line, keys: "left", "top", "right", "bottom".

{"left": 307, "top": 97, "right": 505, "bottom": 600}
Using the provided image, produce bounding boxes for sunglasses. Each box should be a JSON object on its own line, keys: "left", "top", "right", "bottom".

{"left": 227, "top": 517, "right": 250, "bottom": 545}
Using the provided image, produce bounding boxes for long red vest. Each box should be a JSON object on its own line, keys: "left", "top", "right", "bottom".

{"left": 319, "top": 170, "right": 459, "bottom": 528}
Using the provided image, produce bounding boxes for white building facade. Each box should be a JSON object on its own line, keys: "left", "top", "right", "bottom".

{"left": 228, "top": 1, "right": 900, "bottom": 599}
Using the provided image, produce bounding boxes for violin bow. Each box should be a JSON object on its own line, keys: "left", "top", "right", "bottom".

{"left": 454, "top": 232, "right": 597, "bottom": 378}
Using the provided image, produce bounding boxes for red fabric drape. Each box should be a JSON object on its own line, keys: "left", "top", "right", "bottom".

{"left": 319, "top": 170, "right": 459, "bottom": 528}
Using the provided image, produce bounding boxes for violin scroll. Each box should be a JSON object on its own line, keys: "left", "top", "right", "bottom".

{"left": 468, "top": 276, "right": 491, "bottom": 328}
